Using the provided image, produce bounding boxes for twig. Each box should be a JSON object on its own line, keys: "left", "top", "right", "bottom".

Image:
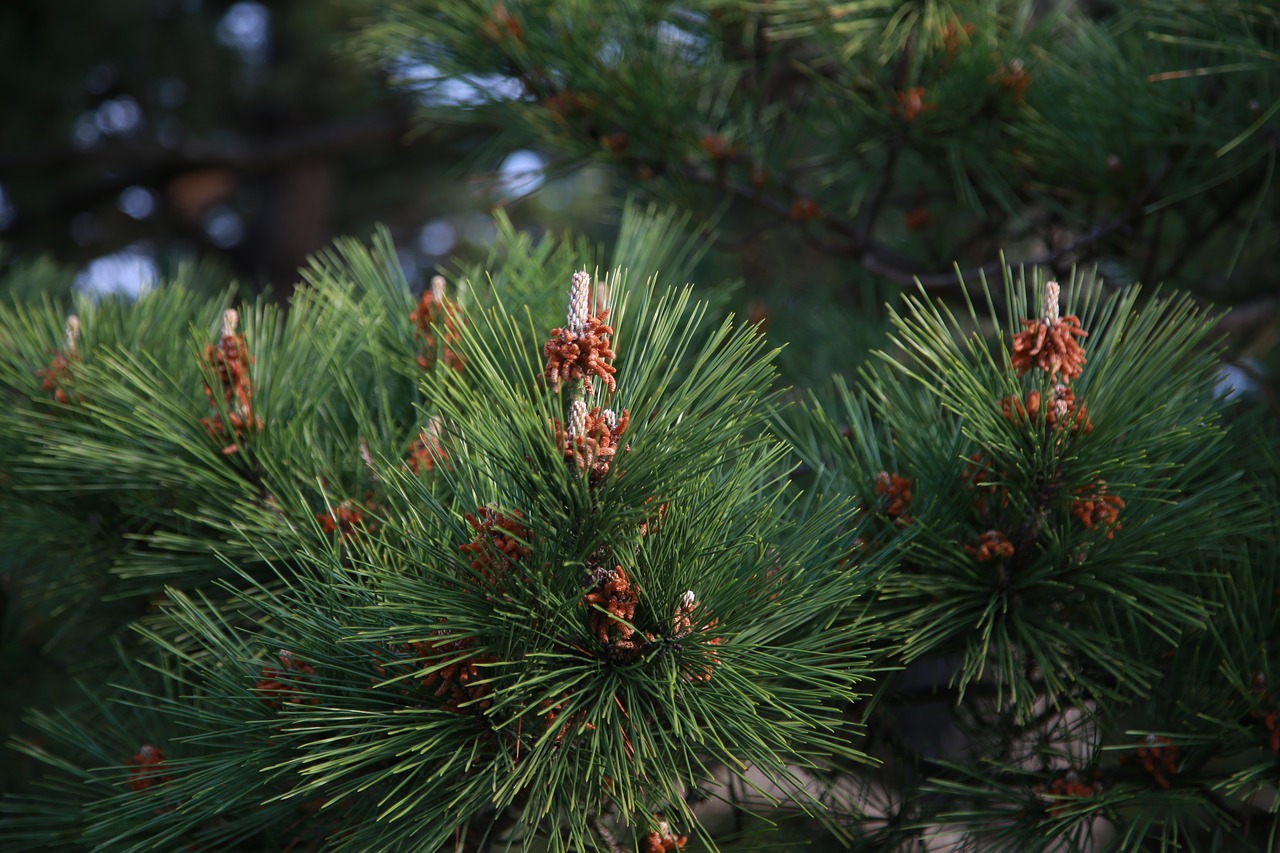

{"left": 857, "top": 134, "right": 907, "bottom": 246}
{"left": 592, "top": 813, "right": 628, "bottom": 853}
{"left": 679, "top": 160, "right": 1176, "bottom": 291}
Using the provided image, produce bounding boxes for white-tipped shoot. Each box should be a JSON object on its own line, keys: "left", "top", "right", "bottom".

{"left": 64, "top": 315, "right": 81, "bottom": 354}
{"left": 1043, "top": 280, "right": 1060, "bottom": 325}
{"left": 567, "top": 270, "right": 590, "bottom": 334}
{"left": 569, "top": 399, "right": 588, "bottom": 440}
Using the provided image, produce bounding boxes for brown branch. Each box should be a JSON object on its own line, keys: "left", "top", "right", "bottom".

{"left": 857, "top": 136, "right": 907, "bottom": 246}
{"left": 592, "top": 813, "right": 629, "bottom": 853}
{"left": 0, "top": 106, "right": 415, "bottom": 176}
{"left": 0, "top": 105, "right": 432, "bottom": 240}
{"left": 678, "top": 157, "right": 1176, "bottom": 291}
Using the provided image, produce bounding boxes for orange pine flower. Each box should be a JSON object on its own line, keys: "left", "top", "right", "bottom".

{"left": 36, "top": 353, "right": 76, "bottom": 404}
{"left": 1042, "top": 772, "right": 1101, "bottom": 817}
{"left": 1071, "top": 480, "right": 1124, "bottom": 538}
{"left": 638, "top": 496, "right": 668, "bottom": 537}
{"left": 992, "top": 58, "right": 1030, "bottom": 103}
{"left": 316, "top": 493, "right": 380, "bottom": 539}
{"left": 542, "top": 91, "right": 598, "bottom": 128}
{"left": 553, "top": 402, "right": 631, "bottom": 482}
{"left": 543, "top": 272, "right": 618, "bottom": 393}
{"left": 903, "top": 206, "right": 936, "bottom": 231}
{"left": 200, "top": 309, "right": 263, "bottom": 454}
{"left": 895, "top": 87, "right": 934, "bottom": 122}
{"left": 479, "top": 3, "right": 524, "bottom": 44}
{"left": 700, "top": 133, "right": 735, "bottom": 160}
{"left": 789, "top": 196, "right": 821, "bottom": 222}
{"left": 35, "top": 315, "right": 82, "bottom": 404}
{"left": 373, "top": 631, "right": 497, "bottom": 714}
{"left": 418, "top": 635, "right": 497, "bottom": 714}
{"left": 671, "top": 590, "right": 699, "bottom": 637}
{"left": 126, "top": 744, "right": 172, "bottom": 792}
{"left": 964, "top": 529, "right": 1015, "bottom": 562}
{"left": 1010, "top": 281, "right": 1088, "bottom": 383}
{"left": 676, "top": 598, "right": 723, "bottom": 684}
{"left": 256, "top": 649, "right": 320, "bottom": 709}
{"left": 943, "top": 21, "right": 976, "bottom": 54}
{"left": 600, "top": 131, "right": 629, "bottom": 154}
{"left": 873, "top": 471, "right": 914, "bottom": 524}
{"left": 1136, "top": 735, "right": 1178, "bottom": 789}
{"left": 1000, "top": 385, "right": 1093, "bottom": 434}
{"left": 642, "top": 817, "right": 688, "bottom": 853}
{"left": 460, "top": 505, "right": 531, "bottom": 587}
{"left": 410, "top": 275, "right": 464, "bottom": 372}
{"left": 1250, "top": 673, "right": 1280, "bottom": 756}
{"left": 405, "top": 418, "right": 449, "bottom": 474}
{"left": 962, "top": 452, "right": 1010, "bottom": 518}
{"left": 582, "top": 563, "right": 649, "bottom": 663}
{"left": 537, "top": 693, "right": 596, "bottom": 746}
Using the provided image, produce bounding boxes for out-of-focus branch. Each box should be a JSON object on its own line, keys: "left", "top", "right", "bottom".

{"left": 0, "top": 104, "right": 439, "bottom": 237}
{"left": 0, "top": 106, "right": 413, "bottom": 176}
{"left": 677, "top": 159, "right": 1175, "bottom": 290}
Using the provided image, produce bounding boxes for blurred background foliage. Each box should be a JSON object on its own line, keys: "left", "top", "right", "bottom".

{"left": 0, "top": 0, "right": 618, "bottom": 302}
{"left": 3, "top": 1, "right": 1277, "bottom": 390}
{"left": 353, "top": 0, "right": 1280, "bottom": 392}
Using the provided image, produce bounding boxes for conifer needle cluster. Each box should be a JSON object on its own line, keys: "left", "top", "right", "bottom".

{"left": 0, "top": 211, "right": 1276, "bottom": 853}
{"left": 0, "top": 212, "right": 885, "bottom": 851}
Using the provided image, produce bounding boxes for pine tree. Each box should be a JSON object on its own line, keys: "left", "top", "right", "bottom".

{"left": 784, "top": 270, "right": 1278, "bottom": 849}
{"left": 0, "top": 208, "right": 887, "bottom": 851}
{"left": 3, "top": 2, "right": 1278, "bottom": 850}
{"left": 2, "top": 195, "right": 1277, "bottom": 849}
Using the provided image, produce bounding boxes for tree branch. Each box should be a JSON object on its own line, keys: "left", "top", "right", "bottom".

{"left": 674, "top": 156, "right": 1177, "bottom": 291}
{"left": 0, "top": 105, "right": 415, "bottom": 176}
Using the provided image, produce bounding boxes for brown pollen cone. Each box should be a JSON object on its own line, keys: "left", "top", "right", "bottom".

{"left": 554, "top": 405, "right": 631, "bottom": 482}
{"left": 964, "top": 529, "right": 1015, "bottom": 562}
{"left": 405, "top": 427, "right": 449, "bottom": 474}
{"left": 543, "top": 310, "right": 617, "bottom": 393}
{"left": 126, "top": 744, "right": 172, "bottom": 792}
{"left": 36, "top": 314, "right": 82, "bottom": 404}
{"left": 410, "top": 277, "right": 464, "bottom": 372}
{"left": 256, "top": 649, "right": 320, "bottom": 709}
{"left": 583, "top": 564, "right": 646, "bottom": 662}
{"left": 1071, "top": 481, "right": 1124, "bottom": 539}
{"left": 872, "top": 471, "right": 914, "bottom": 525}
{"left": 317, "top": 494, "right": 380, "bottom": 539}
{"left": 200, "top": 309, "right": 263, "bottom": 454}
{"left": 460, "top": 506, "right": 531, "bottom": 589}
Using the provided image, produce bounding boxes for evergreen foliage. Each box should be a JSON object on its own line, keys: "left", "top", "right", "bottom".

{"left": 359, "top": 0, "right": 1280, "bottom": 313}
{"left": 786, "top": 270, "right": 1278, "bottom": 849}
{"left": 1, "top": 196, "right": 1277, "bottom": 849}
{"left": 4, "top": 3, "right": 1280, "bottom": 850}
{"left": 0, "top": 209, "right": 885, "bottom": 851}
